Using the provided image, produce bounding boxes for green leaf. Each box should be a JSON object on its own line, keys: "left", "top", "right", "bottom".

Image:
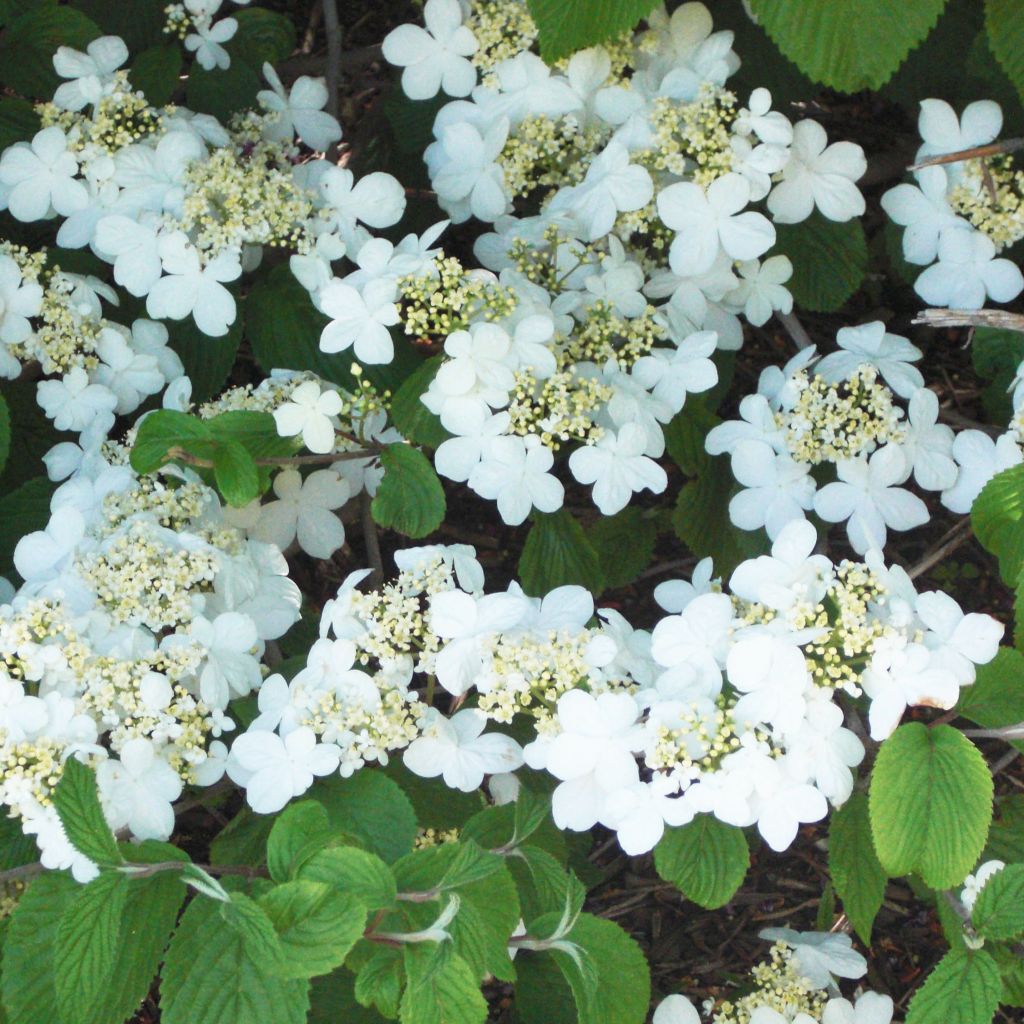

{"left": 310, "top": 968, "right": 390, "bottom": 1024}
{"left": 0, "top": 477, "right": 55, "bottom": 579}
{"left": 987, "top": 0, "right": 1024, "bottom": 102}
{"left": 519, "top": 509, "right": 605, "bottom": 597}
{"left": 221, "top": 891, "right": 286, "bottom": 968}
{"left": 70, "top": 0, "right": 165, "bottom": 50}
{"left": 971, "top": 863, "right": 1024, "bottom": 940}
{"left": 260, "top": 880, "right": 367, "bottom": 979}
{"left": 0, "top": 97, "right": 39, "bottom": 151}
{"left": 400, "top": 944, "right": 488, "bottom": 1024}
{"left": 167, "top": 309, "right": 243, "bottom": 405}
{"left": 0, "top": 812, "right": 37, "bottom": 871}
{"left": 663, "top": 403, "right": 717, "bottom": 477}
{"left": 748, "top": 0, "right": 948, "bottom": 92}
{"left": 213, "top": 439, "right": 260, "bottom": 507}
{"left": 0, "top": 380, "right": 61, "bottom": 493}
{"left": 507, "top": 847, "right": 585, "bottom": 928}
{"left": 588, "top": 508, "right": 657, "bottom": 590}
{"left": 869, "top": 723, "right": 993, "bottom": 889}
{"left": 247, "top": 263, "right": 357, "bottom": 389}
{"left": 905, "top": 946, "right": 1002, "bottom": 1024}
{"left": 1, "top": 872, "right": 77, "bottom": 1024}
{"left": 371, "top": 444, "right": 446, "bottom": 539}
{"left": 653, "top": 815, "right": 749, "bottom": 910}
{"left": 128, "top": 43, "right": 184, "bottom": 105}
{"left": 672, "top": 466, "right": 770, "bottom": 576}
{"left": 828, "top": 792, "right": 888, "bottom": 945}
{"left": 229, "top": 8, "right": 297, "bottom": 67}
{"left": 52, "top": 758, "right": 122, "bottom": 868}
{"left": 211, "top": 807, "right": 274, "bottom": 869}
{"left": 0, "top": 392, "right": 9, "bottom": 477}
{"left": 354, "top": 950, "right": 404, "bottom": 1018}
{"left": 185, "top": 59, "right": 263, "bottom": 124}
{"left": 389, "top": 355, "right": 450, "bottom": 448}
{"left": 267, "top": 800, "right": 334, "bottom": 883}
{"left": 527, "top": 0, "right": 658, "bottom": 61}
{"left": 312, "top": 771, "right": 418, "bottom": 864}
{"left": 970, "top": 462, "right": 1024, "bottom": 585}
{"left": 53, "top": 872, "right": 128, "bottom": 1024}
{"left": 0, "top": 6, "right": 102, "bottom": 98}
{"left": 381, "top": 761, "right": 483, "bottom": 831}
{"left": 985, "top": 795, "right": 1024, "bottom": 862}
{"left": 513, "top": 946, "right": 578, "bottom": 1024}
{"left": 992, "top": 943, "right": 1024, "bottom": 1006}
{"left": 774, "top": 215, "right": 868, "bottom": 313}
{"left": 539, "top": 912, "right": 651, "bottom": 1024}
{"left": 956, "top": 646, "right": 1024, "bottom": 750}
{"left": 131, "top": 409, "right": 215, "bottom": 474}
{"left": 299, "top": 847, "right": 398, "bottom": 910}
{"left": 161, "top": 895, "right": 310, "bottom": 1024}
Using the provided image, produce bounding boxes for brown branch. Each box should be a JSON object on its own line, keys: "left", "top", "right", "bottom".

{"left": 909, "top": 137, "right": 1024, "bottom": 171}
{"left": 913, "top": 308, "right": 1024, "bottom": 333}
{"left": 361, "top": 490, "right": 385, "bottom": 589}
{"left": 322, "top": 0, "right": 342, "bottom": 126}
{"left": 165, "top": 446, "right": 380, "bottom": 470}
{"left": 909, "top": 517, "right": 973, "bottom": 580}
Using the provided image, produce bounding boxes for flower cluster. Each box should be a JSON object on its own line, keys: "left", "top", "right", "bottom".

{"left": 231, "top": 520, "right": 999, "bottom": 857}
{"left": 365, "top": 0, "right": 869, "bottom": 521}
{"left": 163, "top": 0, "right": 249, "bottom": 72}
{"left": 0, "top": 436, "right": 300, "bottom": 878}
{"left": 882, "top": 98, "right": 1024, "bottom": 310}
{"left": 705, "top": 320, "right": 1024, "bottom": 553}
{"left": 655, "top": 930, "right": 893, "bottom": 1024}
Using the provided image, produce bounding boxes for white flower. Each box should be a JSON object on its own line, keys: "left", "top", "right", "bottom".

{"left": 319, "top": 278, "right": 399, "bottom": 364}
{"left": 230, "top": 727, "right": 341, "bottom": 813}
{"left": 652, "top": 996, "right": 701, "bottom": 1024}
{"left": 316, "top": 167, "right": 407, "bottom": 241}
{"left": 880, "top": 165, "right": 963, "bottom": 265}
{"left": 822, "top": 993, "right": 894, "bottom": 1024}
{"left": 37, "top": 367, "right": 118, "bottom": 434}
{"left": 814, "top": 446, "right": 929, "bottom": 554}
{"left": 427, "top": 118, "right": 510, "bottom": 224}
{"left": 96, "top": 738, "right": 182, "bottom": 840}
{"left": 916, "top": 590, "right": 1002, "bottom": 685}
{"left": 914, "top": 228, "right": 1024, "bottom": 310}
{"left": 650, "top": 592, "right": 735, "bottom": 694}
{"left": 729, "top": 518, "right": 831, "bottom": 612}
{"left": 469, "top": 435, "right": 564, "bottom": 525}
{"left": 258, "top": 63, "right": 342, "bottom": 151}
{"left": 941, "top": 430, "right": 1023, "bottom": 514}
{"left": 183, "top": 612, "right": 263, "bottom": 709}
{"left": 0, "top": 254, "right": 43, "bottom": 345}
{"left": 92, "top": 329, "right": 164, "bottom": 414}
{"left": 961, "top": 860, "right": 1006, "bottom": 914}
{"left": 601, "top": 774, "right": 693, "bottom": 855}
{"left": 916, "top": 99, "right": 1003, "bottom": 183}
{"left": 569, "top": 423, "right": 668, "bottom": 515}
{"left": 653, "top": 557, "right": 716, "bottom": 613}
{"left": 759, "top": 928, "right": 868, "bottom": 987}
{"left": 725, "top": 256, "right": 794, "bottom": 326}
{"left": 0, "top": 127, "right": 88, "bottom": 221}
{"left": 13, "top": 507, "right": 87, "bottom": 589}
{"left": 728, "top": 441, "right": 816, "bottom": 539}
{"left": 631, "top": 330, "right": 719, "bottom": 414}
{"left": 250, "top": 469, "right": 349, "bottom": 559}
{"left": 429, "top": 324, "right": 516, "bottom": 433}
{"left": 435, "top": 409, "right": 510, "bottom": 482}
{"left": 751, "top": 761, "right": 829, "bottom": 851}
{"left": 404, "top": 708, "right": 523, "bottom": 792}
{"left": 815, "top": 322, "right": 924, "bottom": 399}
{"left": 93, "top": 214, "right": 165, "bottom": 297}
{"left": 785, "top": 697, "right": 864, "bottom": 804}
{"left": 728, "top": 633, "right": 811, "bottom": 735}
{"left": 185, "top": 15, "right": 238, "bottom": 71}
{"left": 767, "top": 120, "right": 866, "bottom": 223}
{"left": 659, "top": 173, "right": 776, "bottom": 276}
{"left": 52, "top": 35, "right": 129, "bottom": 111}
{"left": 273, "top": 380, "right": 343, "bottom": 453}
{"left": 896, "top": 388, "right": 956, "bottom": 491}
{"left": 146, "top": 232, "right": 241, "bottom": 336}
{"left": 382, "top": 0, "right": 477, "bottom": 100}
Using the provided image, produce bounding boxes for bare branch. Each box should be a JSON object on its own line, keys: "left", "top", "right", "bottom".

{"left": 913, "top": 308, "right": 1024, "bottom": 333}
{"left": 908, "top": 137, "right": 1024, "bottom": 171}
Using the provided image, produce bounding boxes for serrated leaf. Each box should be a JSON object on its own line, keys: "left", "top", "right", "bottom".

{"left": 774, "top": 214, "right": 868, "bottom": 312}
{"left": 0, "top": 97, "right": 39, "bottom": 151}
{"left": 389, "top": 356, "right": 450, "bottom": 448}
{"left": 70, "top": 0, "right": 165, "bottom": 50}
{"left": 131, "top": 409, "right": 215, "bottom": 474}
{"left": 210, "top": 806, "right": 274, "bottom": 868}
{"left": 991, "top": 943, "right": 1024, "bottom": 1007}
{"left": 354, "top": 949, "right": 403, "bottom": 1017}
{"left": 382, "top": 760, "right": 483, "bottom": 831}
{"left": 213, "top": 438, "right": 260, "bottom": 507}
{"left": 186, "top": 59, "right": 263, "bottom": 122}
{"left": 312, "top": 771, "right": 417, "bottom": 864}
{"left": 663, "top": 403, "right": 717, "bottom": 476}
{"left": 229, "top": 8, "right": 297, "bottom": 67}
{"left": 0, "top": 6, "right": 102, "bottom": 98}
{"left": 749, "top": 0, "right": 948, "bottom": 92}
{"left": 52, "top": 758, "right": 121, "bottom": 868}
{"left": 987, "top": 0, "right": 1024, "bottom": 103}
{"left": 310, "top": 967, "right": 390, "bottom": 1024}
{"left": 507, "top": 846, "right": 585, "bottom": 929}
{"left": 53, "top": 872, "right": 128, "bottom": 1024}
{"left": 161, "top": 896, "right": 309, "bottom": 1024}
{"left": 905, "top": 946, "right": 1002, "bottom": 1024}
{"left": 971, "top": 463, "right": 1024, "bottom": 584}
{"left": 588, "top": 508, "right": 657, "bottom": 589}
{"left": 956, "top": 646, "right": 1024, "bottom": 751}
{"left": 1, "top": 872, "right": 77, "bottom": 1024}
{"left": 527, "top": 0, "right": 658, "bottom": 61}
{"left": 869, "top": 723, "right": 993, "bottom": 889}
{"left": 985, "top": 794, "right": 1024, "bottom": 862}
{"left": 0, "top": 477, "right": 55, "bottom": 578}
{"left": 371, "top": 443, "right": 446, "bottom": 538}
{"left": 653, "top": 815, "right": 749, "bottom": 910}
{"left": 828, "top": 792, "right": 888, "bottom": 945}
{"left": 267, "top": 800, "right": 333, "bottom": 883}
{"left": 0, "top": 392, "right": 9, "bottom": 477}
{"left": 519, "top": 509, "right": 605, "bottom": 597}
{"left": 400, "top": 944, "right": 488, "bottom": 1024}
{"left": 260, "top": 880, "right": 367, "bottom": 979}
{"left": 972, "top": 862, "right": 1024, "bottom": 939}
{"left": 0, "top": 812, "right": 38, "bottom": 871}
{"left": 513, "top": 945, "right": 578, "bottom": 1024}
{"left": 221, "top": 891, "right": 286, "bottom": 967}
{"left": 299, "top": 847, "right": 398, "bottom": 909}
{"left": 167, "top": 307, "right": 243, "bottom": 404}
{"left": 128, "top": 44, "right": 183, "bottom": 106}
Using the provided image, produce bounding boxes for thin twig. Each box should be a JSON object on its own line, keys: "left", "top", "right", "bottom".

{"left": 301, "top": 0, "right": 323, "bottom": 54}
{"left": 909, "top": 137, "right": 1024, "bottom": 171}
{"left": 776, "top": 310, "right": 814, "bottom": 350}
{"left": 321, "top": 0, "right": 342, "bottom": 124}
{"left": 165, "top": 446, "right": 379, "bottom": 470}
{"left": 908, "top": 517, "right": 973, "bottom": 580}
{"left": 913, "top": 308, "right": 1024, "bottom": 333}
{"left": 361, "top": 490, "right": 384, "bottom": 589}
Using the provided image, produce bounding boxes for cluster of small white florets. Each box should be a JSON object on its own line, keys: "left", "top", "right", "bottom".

{"left": 233, "top": 520, "right": 1000, "bottom": 858}
{"left": 882, "top": 98, "right": 1024, "bottom": 310}
{"left": 654, "top": 929, "right": 893, "bottom": 1024}
{"left": 0, "top": 31, "right": 418, "bottom": 444}
{"left": 163, "top": 0, "right": 250, "bottom": 71}
{"left": 371, "top": 0, "right": 868, "bottom": 521}
{"left": 707, "top": 319, "right": 1024, "bottom": 554}
{"left": 0, "top": 436, "right": 301, "bottom": 880}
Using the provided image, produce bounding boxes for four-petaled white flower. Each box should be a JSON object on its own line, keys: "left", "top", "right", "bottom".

{"left": 273, "top": 380, "right": 343, "bottom": 454}
{"left": 569, "top": 423, "right": 668, "bottom": 515}
{"left": 0, "top": 254, "right": 43, "bottom": 345}
{"left": 382, "top": 0, "right": 477, "bottom": 100}
{"left": 53, "top": 36, "right": 129, "bottom": 111}
{"left": 0, "top": 127, "right": 88, "bottom": 221}
{"left": 319, "top": 278, "right": 400, "bottom": 364}
{"left": 96, "top": 738, "right": 183, "bottom": 840}
{"left": 258, "top": 63, "right": 343, "bottom": 151}
{"left": 230, "top": 726, "right": 341, "bottom": 813}
{"left": 249, "top": 468, "right": 349, "bottom": 559}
